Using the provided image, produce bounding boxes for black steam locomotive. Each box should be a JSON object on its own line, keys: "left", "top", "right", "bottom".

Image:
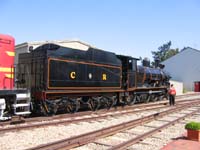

{"left": 16, "top": 43, "right": 170, "bottom": 115}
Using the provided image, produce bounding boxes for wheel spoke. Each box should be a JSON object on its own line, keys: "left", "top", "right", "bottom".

{"left": 88, "top": 97, "right": 100, "bottom": 111}
{"left": 66, "top": 99, "right": 80, "bottom": 113}
{"left": 43, "top": 99, "right": 58, "bottom": 115}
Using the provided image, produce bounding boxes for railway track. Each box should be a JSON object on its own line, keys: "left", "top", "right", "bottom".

{"left": 176, "top": 92, "right": 199, "bottom": 99}
{"left": 0, "top": 98, "right": 199, "bottom": 133}
{"left": 0, "top": 92, "right": 198, "bottom": 128}
{"left": 0, "top": 94, "right": 199, "bottom": 150}
{"left": 0, "top": 102, "right": 171, "bottom": 133}
{"left": 108, "top": 108, "right": 199, "bottom": 150}
{"left": 26, "top": 99, "right": 200, "bottom": 150}
{"left": 0, "top": 101, "right": 168, "bottom": 126}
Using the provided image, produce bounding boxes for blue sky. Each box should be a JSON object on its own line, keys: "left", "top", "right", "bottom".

{"left": 1, "top": 0, "right": 200, "bottom": 60}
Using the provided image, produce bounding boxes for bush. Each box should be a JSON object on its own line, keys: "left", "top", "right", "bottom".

{"left": 185, "top": 122, "right": 200, "bottom": 130}
{"left": 183, "top": 88, "right": 188, "bottom": 93}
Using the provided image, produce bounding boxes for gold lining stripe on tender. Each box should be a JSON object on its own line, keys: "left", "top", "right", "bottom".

{"left": 6, "top": 51, "right": 15, "bottom": 56}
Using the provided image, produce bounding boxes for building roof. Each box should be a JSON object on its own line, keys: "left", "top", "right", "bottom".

{"left": 180, "top": 47, "right": 200, "bottom": 53}
{"left": 162, "top": 47, "right": 200, "bottom": 63}
{"left": 15, "top": 39, "right": 96, "bottom": 51}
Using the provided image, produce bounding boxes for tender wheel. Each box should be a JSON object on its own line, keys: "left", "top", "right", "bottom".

{"left": 44, "top": 99, "right": 58, "bottom": 115}
{"left": 103, "top": 96, "right": 117, "bottom": 109}
{"left": 88, "top": 97, "right": 100, "bottom": 111}
{"left": 111, "top": 96, "right": 118, "bottom": 108}
{"left": 40, "top": 101, "right": 48, "bottom": 116}
{"left": 66, "top": 99, "right": 80, "bottom": 113}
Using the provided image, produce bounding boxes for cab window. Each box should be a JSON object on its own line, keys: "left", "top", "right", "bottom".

{"left": 128, "top": 59, "right": 136, "bottom": 71}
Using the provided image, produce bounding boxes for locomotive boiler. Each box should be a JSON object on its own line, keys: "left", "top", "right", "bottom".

{"left": 16, "top": 43, "right": 170, "bottom": 115}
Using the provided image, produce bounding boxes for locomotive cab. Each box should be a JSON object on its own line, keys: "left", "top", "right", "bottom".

{"left": 117, "top": 55, "right": 139, "bottom": 90}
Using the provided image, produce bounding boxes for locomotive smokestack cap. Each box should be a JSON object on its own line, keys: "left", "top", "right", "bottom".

{"left": 154, "top": 58, "right": 160, "bottom": 68}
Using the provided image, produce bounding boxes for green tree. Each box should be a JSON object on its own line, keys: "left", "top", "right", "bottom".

{"left": 151, "top": 41, "right": 179, "bottom": 65}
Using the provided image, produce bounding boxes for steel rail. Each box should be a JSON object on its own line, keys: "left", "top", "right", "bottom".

{"left": 109, "top": 108, "right": 200, "bottom": 150}
{"left": 0, "top": 100, "right": 181, "bottom": 133}
{"left": 1, "top": 99, "right": 199, "bottom": 133}
{"left": 26, "top": 100, "right": 200, "bottom": 150}
{"left": 0, "top": 93, "right": 197, "bottom": 126}
{"left": 0, "top": 99, "right": 166, "bottom": 126}
{"left": 1, "top": 95, "right": 197, "bottom": 127}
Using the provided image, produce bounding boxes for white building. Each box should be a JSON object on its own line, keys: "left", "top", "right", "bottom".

{"left": 169, "top": 80, "right": 183, "bottom": 95}
{"left": 15, "top": 40, "right": 95, "bottom": 64}
{"left": 162, "top": 47, "right": 200, "bottom": 91}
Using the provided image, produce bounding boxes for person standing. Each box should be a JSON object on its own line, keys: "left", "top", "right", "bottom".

{"left": 168, "top": 84, "right": 176, "bottom": 106}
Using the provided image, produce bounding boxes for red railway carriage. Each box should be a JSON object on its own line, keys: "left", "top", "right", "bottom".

{"left": 0, "top": 34, "right": 15, "bottom": 89}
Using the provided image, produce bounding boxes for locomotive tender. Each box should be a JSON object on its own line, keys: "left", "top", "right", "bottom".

{"left": 0, "top": 33, "right": 170, "bottom": 119}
